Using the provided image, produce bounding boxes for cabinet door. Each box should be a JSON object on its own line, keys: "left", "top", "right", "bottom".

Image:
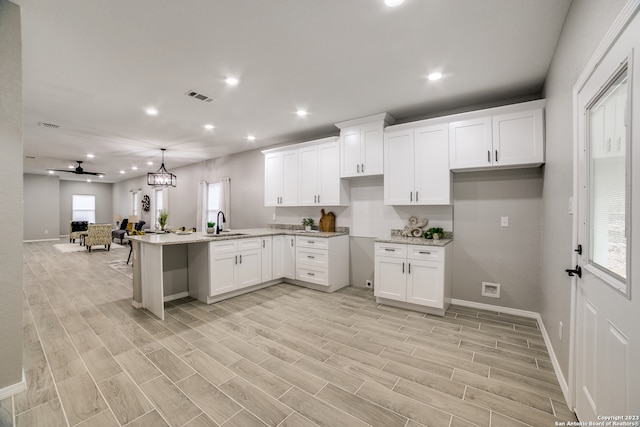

{"left": 298, "top": 146, "right": 319, "bottom": 205}
{"left": 374, "top": 256, "right": 406, "bottom": 301}
{"left": 264, "top": 152, "right": 283, "bottom": 206}
{"left": 361, "top": 122, "right": 384, "bottom": 175}
{"left": 283, "top": 236, "right": 296, "bottom": 279}
{"left": 406, "top": 259, "right": 444, "bottom": 308}
{"left": 492, "top": 109, "right": 544, "bottom": 166}
{"left": 414, "top": 124, "right": 451, "bottom": 205}
{"left": 340, "top": 126, "right": 361, "bottom": 177}
{"left": 210, "top": 251, "right": 237, "bottom": 296}
{"left": 272, "top": 236, "right": 284, "bottom": 279}
{"left": 261, "top": 237, "right": 272, "bottom": 282}
{"left": 237, "top": 249, "right": 261, "bottom": 289}
{"left": 449, "top": 117, "right": 492, "bottom": 170}
{"left": 317, "top": 141, "right": 341, "bottom": 205}
{"left": 281, "top": 150, "right": 299, "bottom": 205}
{"left": 384, "top": 130, "right": 414, "bottom": 205}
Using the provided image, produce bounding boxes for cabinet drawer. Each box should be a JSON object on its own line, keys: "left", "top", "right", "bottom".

{"left": 375, "top": 243, "right": 407, "bottom": 259}
{"left": 296, "top": 236, "right": 329, "bottom": 249}
{"left": 210, "top": 240, "right": 237, "bottom": 255}
{"left": 296, "top": 247, "right": 328, "bottom": 268}
{"left": 408, "top": 245, "right": 444, "bottom": 262}
{"left": 237, "top": 238, "right": 261, "bottom": 251}
{"left": 296, "top": 266, "right": 328, "bottom": 286}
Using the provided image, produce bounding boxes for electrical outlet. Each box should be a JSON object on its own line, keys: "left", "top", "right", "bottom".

{"left": 500, "top": 216, "right": 509, "bottom": 227}
{"left": 365, "top": 280, "right": 373, "bottom": 289}
{"left": 559, "top": 321, "right": 563, "bottom": 341}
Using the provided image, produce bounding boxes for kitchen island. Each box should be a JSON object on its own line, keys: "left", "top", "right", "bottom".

{"left": 128, "top": 227, "right": 349, "bottom": 319}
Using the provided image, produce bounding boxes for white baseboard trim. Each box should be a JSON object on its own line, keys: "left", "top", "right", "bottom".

{"left": 0, "top": 370, "right": 26, "bottom": 400}
{"left": 23, "top": 238, "right": 59, "bottom": 243}
{"left": 164, "top": 292, "right": 189, "bottom": 302}
{"left": 451, "top": 298, "right": 570, "bottom": 404}
{"left": 450, "top": 298, "right": 539, "bottom": 319}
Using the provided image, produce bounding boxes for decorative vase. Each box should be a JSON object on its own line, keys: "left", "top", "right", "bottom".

{"left": 207, "top": 227, "right": 215, "bottom": 234}
{"left": 433, "top": 233, "right": 440, "bottom": 240}
{"left": 305, "top": 226, "right": 311, "bottom": 231}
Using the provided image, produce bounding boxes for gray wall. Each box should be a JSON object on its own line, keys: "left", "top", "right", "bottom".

{"left": 113, "top": 147, "right": 273, "bottom": 232}
{"left": 24, "top": 174, "right": 60, "bottom": 241}
{"left": 540, "top": 0, "right": 627, "bottom": 381}
{"left": 0, "top": 0, "right": 24, "bottom": 392}
{"left": 59, "top": 181, "right": 113, "bottom": 234}
{"left": 452, "top": 169, "right": 543, "bottom": 311}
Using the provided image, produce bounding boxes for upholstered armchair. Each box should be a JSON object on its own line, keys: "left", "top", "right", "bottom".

{"left": 69, "top": 221, "right": 89, "bottom": 243}
{"left": 111, "top": 218, "right": 128, "bottom": 244}
{"left": 85, "top": 224, "right": 112, "bottom": 252}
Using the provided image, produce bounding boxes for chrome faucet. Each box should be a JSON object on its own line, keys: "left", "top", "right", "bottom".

{"left": 216, "top": 211, "right": 226, "bottom": 234}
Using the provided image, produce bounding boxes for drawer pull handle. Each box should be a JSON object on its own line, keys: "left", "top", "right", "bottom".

{"left": 408, "top": 263, "right": 411, "bottom": 274}
{"left": 307, "top": 241, "right": 314, "bottom": 244}
{"left": 239, "top": 255, "right": 242, "bottom": 264}
{"left": 307, "top": 255, "right": 315, "bottom": 259}
{"left": 419, "top": 251, "right": 432, "bottom": 255}
{"left": 384, "top": 248, "right": 396, "bottom": 252}
{"left": 307, "top": 272, "right": 315, "bottom": 276}
{"left": 402, "top": 262, "right": 404, "bottom": 274}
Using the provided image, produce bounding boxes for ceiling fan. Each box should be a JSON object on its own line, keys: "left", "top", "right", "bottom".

{"left": 49, "top": 161, "right": 105, "bottom": 176}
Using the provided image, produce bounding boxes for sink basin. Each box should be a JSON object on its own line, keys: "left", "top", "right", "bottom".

{"left": 207, "top": 232, "right": 247, "bottom": 238}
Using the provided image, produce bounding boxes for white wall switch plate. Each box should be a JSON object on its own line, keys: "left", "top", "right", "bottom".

{"left": 500, "top": 216, "right": 509, "bottom": 227}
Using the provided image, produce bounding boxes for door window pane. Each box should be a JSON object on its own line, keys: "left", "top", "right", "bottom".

{"left": 588, "top": 68, "right": 628, "bottom": 284}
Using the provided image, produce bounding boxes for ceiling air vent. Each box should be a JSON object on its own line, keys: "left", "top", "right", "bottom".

{"left": 185, "top": 90, "right": 215, "bottom": 103}
{"left": 38, "top": 121, "right": 60, "bottom": 129}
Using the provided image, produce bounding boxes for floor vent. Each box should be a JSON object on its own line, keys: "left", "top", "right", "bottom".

{"left": 185, "top": 90, "right": 215, "bottom": 103}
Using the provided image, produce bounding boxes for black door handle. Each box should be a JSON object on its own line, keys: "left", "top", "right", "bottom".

{"left": 574, "top": 244, "right": 582, "bottom": 255}
{"left": 565, "top": 265, "right": 582, "bottom": 278}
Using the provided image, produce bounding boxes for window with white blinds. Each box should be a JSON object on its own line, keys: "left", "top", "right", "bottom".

{"left": 207, "top": 182, "right": 221, "bottom": 225}
{"left": 72, "top": 195, "right": 96, "bottom": 223}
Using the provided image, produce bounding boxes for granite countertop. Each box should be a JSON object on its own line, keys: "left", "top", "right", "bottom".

{"left": 128, "top": 227, "right": 349, "bottom": 246}
{"left": 375, "top": 235, "right": 453, "bottom": 247}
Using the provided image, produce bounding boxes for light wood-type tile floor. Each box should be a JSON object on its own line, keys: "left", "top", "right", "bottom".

{"left": 0, "top": 239, "right": 579, "bottom": 427}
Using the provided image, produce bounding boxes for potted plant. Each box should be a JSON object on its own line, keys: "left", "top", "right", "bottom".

{"left": 302, "top": 217, "right": 314, "bottom": 231}
{"left": 206, "top": 221, "right": 216, "bottom": 234}
{"left": 425, "top": 227, "right": 445, "bottom": 240}
{"left": 158, "top": 210, "right": 169, "bottom": 231}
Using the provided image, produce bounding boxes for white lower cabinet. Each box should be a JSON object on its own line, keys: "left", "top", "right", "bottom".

{"left": 210, "top": 238, "right": 262, "bottom": 296}
{"left": 261, "top": 237, "right": 272, "bottom": 282}
{"left": 374, "top": 242, "right": 452, "bottom": 315}
{"left": 295, "top": 235, "right": 349, "bottom": 290}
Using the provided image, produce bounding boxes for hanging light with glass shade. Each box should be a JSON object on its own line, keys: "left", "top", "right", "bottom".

{"left": 147, "top": 148, "right": 177, "bottom": 187}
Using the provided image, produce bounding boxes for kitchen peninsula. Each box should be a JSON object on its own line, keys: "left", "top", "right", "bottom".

{"left": 128, "top": 227, "right": 349, "bottom": 320}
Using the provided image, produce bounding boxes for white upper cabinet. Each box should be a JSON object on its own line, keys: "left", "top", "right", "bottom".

{"left": 264, "top": 149, "right": 298, "bottom": 206}
{"left": 384, "top": 124, "right": 451, "bottom": 205}
{"left": 298, "top": 139, "right": 347, "bottom": 206}
{"left": 449, "top": 101, "right": 545, "bottom": 171}
{"left": 336, "top": 113, "right": 394, "bottom": 178}
{"left": 264, "top": 137, "right": 346, "bottom": 207}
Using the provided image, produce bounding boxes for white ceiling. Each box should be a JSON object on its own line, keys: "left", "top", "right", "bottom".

{"left": 14, "top": 0, "right": 572, "bottom": 183}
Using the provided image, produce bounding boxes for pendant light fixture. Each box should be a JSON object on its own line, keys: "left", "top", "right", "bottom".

{"left": 147, "top": 148, "right": 177, "bottom": 187}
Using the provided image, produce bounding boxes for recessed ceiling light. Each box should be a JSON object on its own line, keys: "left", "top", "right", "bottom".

{"left": 247, "top": 135, "right": 256, "bottom": 141}
{"left": 120, "top": 170, "right": 125, "bottom": 174}
{"left": 427, "top": 72, "right": 443, "bottom": 81}
{"left": 48, "top": 170, "right": 54, "bottom": 174}
{"left": 86, "top": 179, "right": 92, "bottom": 183}
{"left": 225, "top": 77, "right": 239, "bottom": 86}
{"left": 385, "top": 0, "right": 404, "bottom": 7}
{"left": 87, "top": 154, "right": 95, "bottom": 158}
{"left": 145, "top": 107, "right": 158, "bottom": 116}
{"left": 203, "top": 124, "right": 215, "bottom": 130}
{"left": 68, "top": 165, "right": 74, "bottom": 169}
{"left": 296, "top": 109, "right": 308, "bottom": 117}
{"left": 147, "top": 161, "right": 153, "bottom": 166}
{"left": 132, "top": 166, "right": 138, "bottom": 170}
{"left": 99, "top": 175, "right": 104, "bottom": 178}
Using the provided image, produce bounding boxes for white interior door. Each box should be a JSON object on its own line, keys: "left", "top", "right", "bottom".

{"left": 573, "top": 10, "right": 640, "bottom": 421}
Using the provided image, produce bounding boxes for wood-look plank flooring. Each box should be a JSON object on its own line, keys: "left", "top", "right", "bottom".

{"left": 0, "top": 239, "right": 578, "bottom": 427}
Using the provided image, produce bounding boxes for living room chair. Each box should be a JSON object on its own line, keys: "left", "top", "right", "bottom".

{"left": 111, "top": 218, "right": 128, "bottom": 244}
{"left": 69, "top": 221, "right": 89, "bottom": 243}
{"left": 85, "top": 224, "right": 112, "bottom": 252}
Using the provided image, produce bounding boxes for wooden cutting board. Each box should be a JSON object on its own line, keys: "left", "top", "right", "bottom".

{"left": 319, "top": 209, "right": 335, "bottom": 232}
